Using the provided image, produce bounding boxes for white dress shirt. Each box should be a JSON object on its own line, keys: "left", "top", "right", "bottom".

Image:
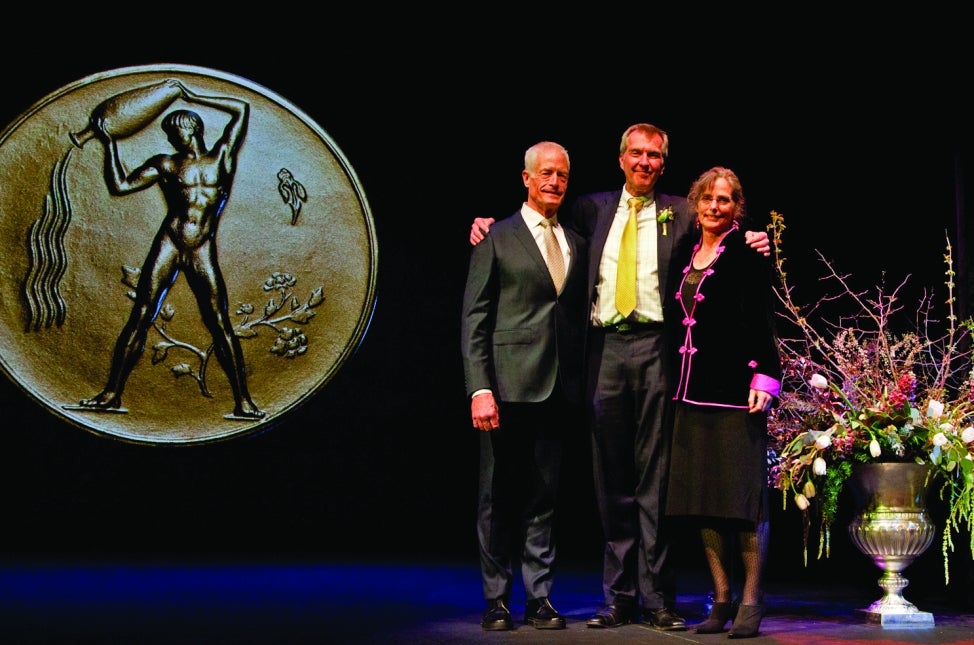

{"left": 593, "top": 189, "right": 663, "bottom": 326}
{"left": 521, "top": 203, "right": 570, "bottom": 272}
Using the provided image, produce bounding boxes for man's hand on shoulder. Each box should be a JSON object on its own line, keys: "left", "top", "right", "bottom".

{"left": 470, "top": 218, "right": 495, "bottom": 246}
{"left": 744, "top": 230, "right": 771, "bottom": 257}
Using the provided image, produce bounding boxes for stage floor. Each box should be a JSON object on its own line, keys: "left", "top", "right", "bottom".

{"left": 1, "top": 559, "right": 971, "bottom": 644}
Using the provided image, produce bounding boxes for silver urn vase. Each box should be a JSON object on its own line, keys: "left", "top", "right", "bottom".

{"left": 847, "top": 462, "right": 936, "bottom": 627}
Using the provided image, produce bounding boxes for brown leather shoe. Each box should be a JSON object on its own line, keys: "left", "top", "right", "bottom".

{"left": 481, "top": 598, "right": 513, "bottom": 631}
{"left": 524, "top": 597, "right": 566, "bottom": 629}
{"left": 644, "top": 606, "right": 687, "bottom": 631}
{"left": 586, "top": 602, "right": 636, "bottom": 628}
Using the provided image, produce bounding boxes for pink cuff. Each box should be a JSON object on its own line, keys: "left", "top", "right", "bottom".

{"left": 751, "top": 373, "right": 780, "bottom": 398}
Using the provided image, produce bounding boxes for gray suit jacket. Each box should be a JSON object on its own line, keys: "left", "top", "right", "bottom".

{"left": 461, "top": 211, "right": 588, "bottom": 404}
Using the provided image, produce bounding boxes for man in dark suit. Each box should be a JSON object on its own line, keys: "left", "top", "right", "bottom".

{"left": 461, "top": 141, "right": 588, "bottom": 631}
{"left": 568, "top": 123, "right": 693, "bottom": 630}
{"left": 469, "top": 124, "right": 770, "bottom": 631}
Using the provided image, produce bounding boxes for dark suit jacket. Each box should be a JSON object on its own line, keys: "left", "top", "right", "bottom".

{"left": 564, "top": 190, "right": 696, "bottom": 395}
{"left": 461, "top": 211, "right": 588, "bottom": 404}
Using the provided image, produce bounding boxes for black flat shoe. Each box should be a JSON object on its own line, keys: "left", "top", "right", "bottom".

{"left": 524, "top": 597, "right": 566, "bottom": 630}
{"left": 481, "top": 598, "right": 513, "bottom": 631}
{"left": 644, "top": 606, "right": 687, "bottom": 631}
{"left": 586, "top": 602, "right": 635, "bottom": 628}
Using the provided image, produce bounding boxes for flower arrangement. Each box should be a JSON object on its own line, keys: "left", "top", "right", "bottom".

{"left": 657, "top": 206, "right": 674, "bottom": 236}
{"left": 766, "top": 210, "right": 974, "bottom": 583}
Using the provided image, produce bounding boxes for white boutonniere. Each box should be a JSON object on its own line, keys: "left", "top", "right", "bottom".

{"left": 657, "top": 206, "right": 674, "bottom": 236}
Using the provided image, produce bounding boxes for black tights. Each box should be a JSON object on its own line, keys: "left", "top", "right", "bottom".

{"left": 700, "top": 517, "right": 768, "bottom": 606}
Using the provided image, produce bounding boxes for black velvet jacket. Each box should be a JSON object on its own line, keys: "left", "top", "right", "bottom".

{"left": 671, "top": 225, "right": 781, "bottom": 407}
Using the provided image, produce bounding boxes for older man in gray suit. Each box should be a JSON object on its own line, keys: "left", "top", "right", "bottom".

{"left": 461, "top": 141, "right": 588, "bottom": 631}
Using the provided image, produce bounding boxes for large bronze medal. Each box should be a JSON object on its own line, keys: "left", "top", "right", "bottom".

{"left": 0, "top": 65, "right": 377, "bottom": 445}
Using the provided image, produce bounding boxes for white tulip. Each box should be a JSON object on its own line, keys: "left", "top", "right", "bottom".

{"left": 933, "top": 432, "right": 949, "bottom": 447}
{"left": 794, "top": 493, "right": 810, "bottom": 510}
{"left": 809, "top": 374, "right": 829, "bottom": 389}
{"left": 803, "top": 480, "right": 817, "bottom": 498}
{"left": 812, "top": 457, "right": 827, "bottom": 476}
{"left": 926, "top": 400, "right": 945, "bottom": 419}
{"left": 814, "top": 433, "right": 832, "bottom": 450}
{"left": 869, "top": 439, "right": 882, "bottom": 458}
{"left": 962, "top": 426, "right": 974, "bottom": 444}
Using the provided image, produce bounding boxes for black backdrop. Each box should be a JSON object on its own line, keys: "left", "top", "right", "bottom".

{"left": 1, "top": 19, "right": 971, "bottom": 595}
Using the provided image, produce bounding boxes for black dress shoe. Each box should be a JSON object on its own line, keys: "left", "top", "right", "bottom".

{"left": 481, "top": 598, "right": 513, "bottom": 631}
{"left": 644, "top": 606, "right": 687, "bottom": 631}
{"left": 524, "top": 597, "right": 566, "bottom": 629}
{"left": 586, "top": 602, "right": 635, "bottom": 628}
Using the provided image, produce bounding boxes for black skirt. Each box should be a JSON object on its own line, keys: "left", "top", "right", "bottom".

{"left": 664, "top": 403, "right": 768, "bottom": 524}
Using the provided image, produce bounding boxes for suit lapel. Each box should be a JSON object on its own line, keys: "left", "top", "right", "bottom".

{"left": 511, "top": 214, "right": 551, "bottom": 280}
{"left": 564, "top": 229, "right": 581, "bottom": 279}
{"left": 587, "top": 191, "right": 622, "bottom": 296}
{"left": 591, "top": 191, "right": 621, "bottom": 256}
{"left": 655, "top": 194, "right": 674, "bottom": 294}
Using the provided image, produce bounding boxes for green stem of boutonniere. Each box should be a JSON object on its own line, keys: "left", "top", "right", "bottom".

{"left": 657, "top": 207, "right": 674, "bottom": 237}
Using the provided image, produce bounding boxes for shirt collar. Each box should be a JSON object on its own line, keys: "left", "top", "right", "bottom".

{"left": 521, "top": 202, "right": 557, "bottom": 227}
{"left": 622, "top": 188, "right": 655, "bottom": 207}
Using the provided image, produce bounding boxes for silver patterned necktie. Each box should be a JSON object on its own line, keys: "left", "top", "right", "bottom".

{"left": 540, "top": 218, "right": 565, "bottom": 292}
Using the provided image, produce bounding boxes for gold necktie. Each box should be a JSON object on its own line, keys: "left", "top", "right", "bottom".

{"left": 540, "top": 218, "right": 566, "bottom": 292}
{"left": 616, "top": 197, "right": 646, "bottom": 317}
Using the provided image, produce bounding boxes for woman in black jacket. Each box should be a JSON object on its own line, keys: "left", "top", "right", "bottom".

{"left": 664, "top": 166, "right": 781, "bottom": 639}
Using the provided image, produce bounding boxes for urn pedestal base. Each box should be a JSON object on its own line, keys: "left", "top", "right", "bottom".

{"left": 847, "top": 463, "right": 937, "bottom": 629}
{"left": 857, "top": 607, "right": 935, "bottom": 627}
{"left": 854, "top": 568, "right": 934, "bottom": 626}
